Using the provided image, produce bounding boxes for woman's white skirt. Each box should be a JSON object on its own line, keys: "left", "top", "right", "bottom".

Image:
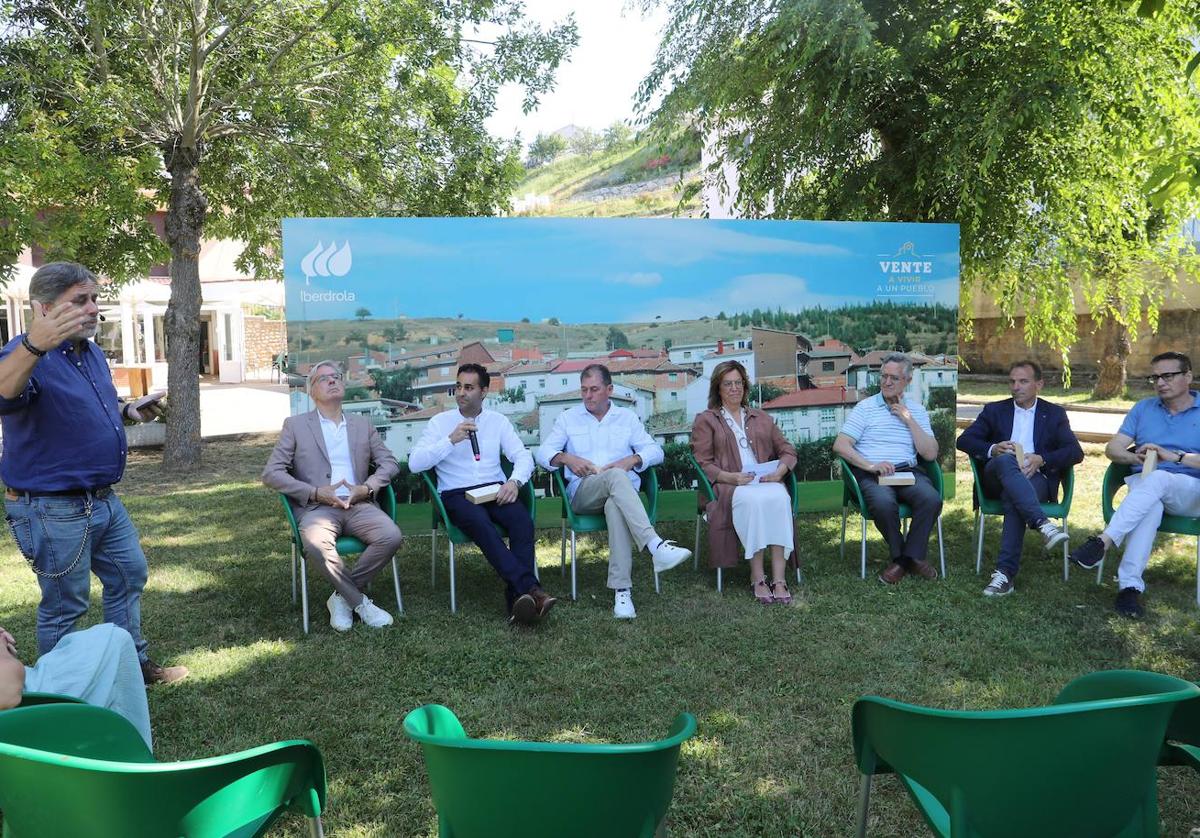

{"left": 731, "top": 482, "right": 794, "bottom": 560}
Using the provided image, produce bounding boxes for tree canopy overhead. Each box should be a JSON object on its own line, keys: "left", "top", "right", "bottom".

{"left": 0, "top": 0, "right": 577, "bottom": 466}
{"left": 639, "top": 0, "right": 1200, "bottom": 391}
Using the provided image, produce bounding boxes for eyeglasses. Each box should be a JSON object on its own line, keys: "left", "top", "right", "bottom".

{"left": 720, "top": 380, "right": 745, "bottom": 389}
{"left": 1146, "top": 370, "right": 1187, "bottom": 384}
{"left": 880, "top": 374, "right": 905, "bottom": 383}
{"left": 313, "top": 373, "right": 344, "bottom": 384}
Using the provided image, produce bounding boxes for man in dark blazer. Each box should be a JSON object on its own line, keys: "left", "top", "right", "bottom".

{"left": 263, "top": 360, "right": 402, "bottom": 631}
{"left": 956, "top": 359, "right": 1084, "bottom": 596}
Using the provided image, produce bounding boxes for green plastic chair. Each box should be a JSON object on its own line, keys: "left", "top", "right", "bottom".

{"left": 686, "top": 450, "right": 800, "bottom": 591}
{"left": 552, "top": 466, "right": 660, "bottom": 600}
{"left": 278, "top": 483, "right": 403, "bottom": 633}
{"left": 419, "top": 461, "right": 536, "bottom": 613}
{"left": 1102, "top": 462, "right": 1200, "bottom": 605}
{"left": 0, "top": 702, "right": 327, "bottom": 837}
{"left": 15, "top": 691, "right": 85, "bottom": 708}
{"left": 837, "top": 457, "right": 946, "bottom": 580}
{"left": 1163, "top": 685, "right": 1200, "bottom": 773}
{"left": 851, "top": 670, "right": 1200, "bottom": 837}
{"left": 403, "top": 703, "right": 696, "bottom": 837}
{"left": 966, "top": 458, "right": 1079, "bottom": 580}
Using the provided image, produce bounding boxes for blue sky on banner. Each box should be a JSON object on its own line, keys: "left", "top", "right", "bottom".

{"left": 281, "top": 218, "right": 960, "bottom": 324}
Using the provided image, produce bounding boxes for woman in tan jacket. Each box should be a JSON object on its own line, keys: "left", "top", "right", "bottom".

{"left": 691, "top": 360, "right": 798, "bottom": 604}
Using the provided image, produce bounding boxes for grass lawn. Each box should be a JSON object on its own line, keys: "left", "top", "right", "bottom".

{"left": 2, "top": 434, "right": 1198, "bottom": 836}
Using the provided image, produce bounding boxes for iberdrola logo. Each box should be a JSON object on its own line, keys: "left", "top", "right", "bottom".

{"left": 300, "top": 241, "right": 352, "bottom": 284}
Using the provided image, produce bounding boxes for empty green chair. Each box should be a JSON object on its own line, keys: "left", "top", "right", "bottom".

{"left": 852, "top": 670, "right": 1200, "bottom": 837}
{"left": 686, "top": 450, "right": 800, "bottom": 591}
{"left": 0, "top": 702, "right": 327, "bottom": 837}
{"left": 403, "top": 703, "right": 695, "bottom": 837}
{"left": 552, "top": 466, "right": 661, "bottom": 600}
{"left": 966, "top": 458, "right": 1078, "bottom": 580}
{"left": 1101, "top": 462, "right": 1200, "bottom": 605}
{"left": 837, "top": 457, "right": 946, "bottom": 580}
{"left": 420, "top": 461, "right": 536, "bottom": 613}
{"left": 278, "top": 483, "right": 403, "bottom": 633}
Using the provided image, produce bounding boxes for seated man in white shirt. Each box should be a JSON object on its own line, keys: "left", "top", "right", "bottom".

{"left": 535, "top": 364, "right": 691, "bottom": 619}
{"left": 409, "top": 364, "right": 556, "bottom": 626}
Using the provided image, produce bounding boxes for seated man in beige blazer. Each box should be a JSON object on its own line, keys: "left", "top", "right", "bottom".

{"left": 263, "top": 359, "right": 402, "bottom": 631}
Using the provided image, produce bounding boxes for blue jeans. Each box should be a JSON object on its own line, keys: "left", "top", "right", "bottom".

{"left": 4, "top": 491, "right": 149, "bottom": 662}
{"left": 981, "top": 455, "right": 1051, "bottom": 578}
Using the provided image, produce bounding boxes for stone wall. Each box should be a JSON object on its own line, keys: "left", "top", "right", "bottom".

{"left": 961, "top": 309, "right": 1200, "bottom": 379}
{"left": 245, "top": 315, "right": 287, "bottom": 380}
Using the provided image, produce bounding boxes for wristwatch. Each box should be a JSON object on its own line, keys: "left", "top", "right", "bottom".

{"left": 1178, "top": 450, "right": 1187, "bottom": 464}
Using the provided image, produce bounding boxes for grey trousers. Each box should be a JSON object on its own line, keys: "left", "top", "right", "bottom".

{"left": 571, "top": 470, "right": 657, "bottom": 589}
{"left": 299, "top": 502, "right": 402, "bottom": 606}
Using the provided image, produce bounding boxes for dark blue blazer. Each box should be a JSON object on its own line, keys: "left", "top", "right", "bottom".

{"left": 956, "top": 398, "right": 1084, "bottom": 500}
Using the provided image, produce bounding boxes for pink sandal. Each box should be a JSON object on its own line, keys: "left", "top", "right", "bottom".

{"left": 752, "top": 577, "right": 773, "bottom": 605}
{"left": 770, "top": 580, "right": 793, "bottom": 605}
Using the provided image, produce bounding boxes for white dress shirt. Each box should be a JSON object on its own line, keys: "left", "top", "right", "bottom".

{"left": 318, "top": 412, "right": 358, "bottom": 497}
{"left": 408, "top": 408, "right": 534, "bottom": 491}
{"left": 534, "top": 403, "right": 663, "bottom": 501}
{"left": 987, "top": 398, "right": 1038, "bottom": 459}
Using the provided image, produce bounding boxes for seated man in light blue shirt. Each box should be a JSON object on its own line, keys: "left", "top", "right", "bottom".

{"left": 1070, "top": 351, "right": 1200, "bottom": 619}
{"left": 409, "top": 363, "right": 556, "bottom": 626}
{"left": 535, "top": 364, "right": 691, "bottom": 619}
{"left": 832, "top": 353, "right": 942, "bottom": 585}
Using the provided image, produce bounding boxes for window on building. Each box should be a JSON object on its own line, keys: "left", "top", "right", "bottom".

{"left": 669, "top": 372, "right": 677, "bottom": 381}
{"left": 670, "top": 391, "right": 678, "bottom": 400}
{"left": 798, "top": 428, "right": 811, "bottom": 441}
{"left": 222, "top": 313, "right": 233, "bottom": 361}
{"left": 683, "top": 351, "right": 691, "bottom": 359}
{"left": 561, "top": 377, "right": 568, "bottom": 385}
{"left": 820, "top": 408, "right": 835, "bottom": 422}
{"left": 822, "top": 361, "right": 835, "bottom": 372}
{"left": 538, "top": 378, "right": 546, "bottom": 388}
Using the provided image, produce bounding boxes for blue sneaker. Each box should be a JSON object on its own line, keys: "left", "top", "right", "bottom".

{"left": 1069, "top": 536, "right": 1106, "bottom": 571}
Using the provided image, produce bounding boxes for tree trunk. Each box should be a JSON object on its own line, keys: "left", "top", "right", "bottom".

{"left": 1093, "top": 317, "right": 1130, "bottom": 399}
{"left": 161, "top": 140, "right": 208, "bottom": 469}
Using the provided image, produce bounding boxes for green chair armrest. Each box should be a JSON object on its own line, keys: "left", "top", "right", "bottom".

{"left": 686, "top": 451, "right": 717, "bottom": 505}
{"left": 920, "top": 458, "right": 944, "bottom": 498}
{"left": 641, "top": 465, "right": 659, "bottom": 526}
{"left": 278, "top": 494, "right": 301, "bottom": 546}
{"left": 836, "top": 456, "right": 867, "bottom": 513}
{"left": 418, "top": 470, "right": 454, "bottom": 531}
{"left": 1102, "top": 462, "right": 1132, "bottom": 525}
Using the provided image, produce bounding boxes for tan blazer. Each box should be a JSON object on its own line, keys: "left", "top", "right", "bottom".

{"left": 691, "top": 408, "right": 798, "bottom": 569}
{"left": 262, "top": 410, "right": 399, "bottom": 516}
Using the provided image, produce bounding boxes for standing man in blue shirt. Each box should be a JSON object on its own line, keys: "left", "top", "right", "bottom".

{"left": 956, "top": 360, "right": 1082, "bottom": 597}
{"left": 535, "top": 364, "right": 691, "bottom": 619}
{"left": 832, "top": 353, "right": 942, "bottom": 585}
{"left": 0, "top": 262, "right": 187, "bottom": 684}
{"left": 1070, "top": 351, "right": 1200, "bottom": 618}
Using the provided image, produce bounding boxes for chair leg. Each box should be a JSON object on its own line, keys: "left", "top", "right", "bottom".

{"left": 974, "top": 511, "right": 984, "bottom": 574}
{"left": 300, "top": 550, "right": 310, "bottom": 635}
{"left": 1096, "top": 547, "right": 1105, "bottom": 585}
{"left": 449, "top": 542, "right": 457, "bottom": 614}
{"left": 1062, "top": 518, "right": 1070, "bottom": 582}
{"left": 570, "top": 530, "right": 578, "bottom": 601}
{"left": 856, "top": 774, "right": 872, "bottom": 838}
{"left": 716, "top": 566, "right": 723, "bottom": 593}
{"left": 937, "top": 516, "right": 945, "bottom": 579}
{"left": 561, "top": 521, "right": 567, "bottom": 577}
{"left": 860, "top": 517, "right": 867, "bottom": 580}
{"left": 431, "top": 528, "right": 437, "bottom": 587}
{"left": 391, "top": 557, "right": 403, "bottom": 614}
{"left": 1194, "top": 536, "right": 1199, "bottom": 607}
{"left": 840, "top": 505, "right": 848, "bottom": 561}
{"left": 694, "top": 513, "right": 701, "bottom": 569}
{"left": 308, "top": 816, "right": 326, "bottom": 838}
{"left": 291, "top": 543, "right": 298, "bottom": 604}
{"left": 654, "top": 569, "right": 661, "bottom": 594}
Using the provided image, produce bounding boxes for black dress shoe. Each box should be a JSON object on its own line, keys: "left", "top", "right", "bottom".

{"left": 529, "top": 587, "right": 558, "bottom": 619}
{"left": 1114, "top": 587, "right": 1144, "bottom": 619}
{"left": 509, "top": 593, "right": 539, "bottom": 626}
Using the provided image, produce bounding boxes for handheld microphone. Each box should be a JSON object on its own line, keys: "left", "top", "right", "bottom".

{"left": 467, "top": 429, "right": 481, "bottom": 461}
{"left": 98, "top": 314, "right": 106, "bottom": 321}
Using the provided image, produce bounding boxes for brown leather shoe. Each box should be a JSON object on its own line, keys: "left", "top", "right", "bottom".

{"left": 141, "top": 659, "right": 189, "bottom": 686}
{"left": 529, "top": 587, "right": 557, "bottom": 619}
{"left": 510, "top": 593, "right": 539, "bottom": 626}
{"left": 878, "top": 562, "right": 906, "bottom": 585}
{"left": 909, "top": 559, "right": 939, "bottom": 580}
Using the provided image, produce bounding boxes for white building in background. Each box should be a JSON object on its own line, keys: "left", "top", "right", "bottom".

{"left": 761, "top": 388, "right": 859, "bottom": 443}
{"left": 668, "top": 338, "right": 751, "bottom": 366}
{"left": 7, "top": 235, "right": 285, "bottom": 392}
{"left": 379, "top": 405, "right": 443, "bottom": 464}
{"left": 685, "top": 348, "right": 757, "bottom": 422}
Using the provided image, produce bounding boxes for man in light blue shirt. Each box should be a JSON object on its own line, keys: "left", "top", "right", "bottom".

{"left": 1070, "top": 351, "right": 1200, "bottom": 618}
{"left": 535, "top": 364, "right": 691, "bottom": 618}
{"left": 832, "top": 353, "right": 942, "bottom": 585}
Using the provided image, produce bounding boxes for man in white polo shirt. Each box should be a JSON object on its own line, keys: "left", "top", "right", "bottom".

{"left": 535, "top": 363, "right": 691, "bottom": 619}
{"left": 832, "top": 353, "right": 942, "bottom": 585}
{"left": 409, "top": 363, "right": 556, "bottom": 625}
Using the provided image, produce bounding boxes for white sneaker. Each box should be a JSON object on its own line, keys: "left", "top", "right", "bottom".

{"left": 327, "top": 593, "right": 353, "bottom": 632}
{"left": 1038, "top": 521, "right": 1070, "bottom": 552}
{"left": 650, "top": 539, "right": 692, "bottom": 574}
{"left": 613, "top": 589, "right": 637, "bottom": 619}
{"left": 354, "top": 595, "right": 394, "bottom": 628}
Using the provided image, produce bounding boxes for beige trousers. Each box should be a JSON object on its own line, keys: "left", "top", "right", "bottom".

{"left": 570, "top": 470, "right": 657, "bottom": 589}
